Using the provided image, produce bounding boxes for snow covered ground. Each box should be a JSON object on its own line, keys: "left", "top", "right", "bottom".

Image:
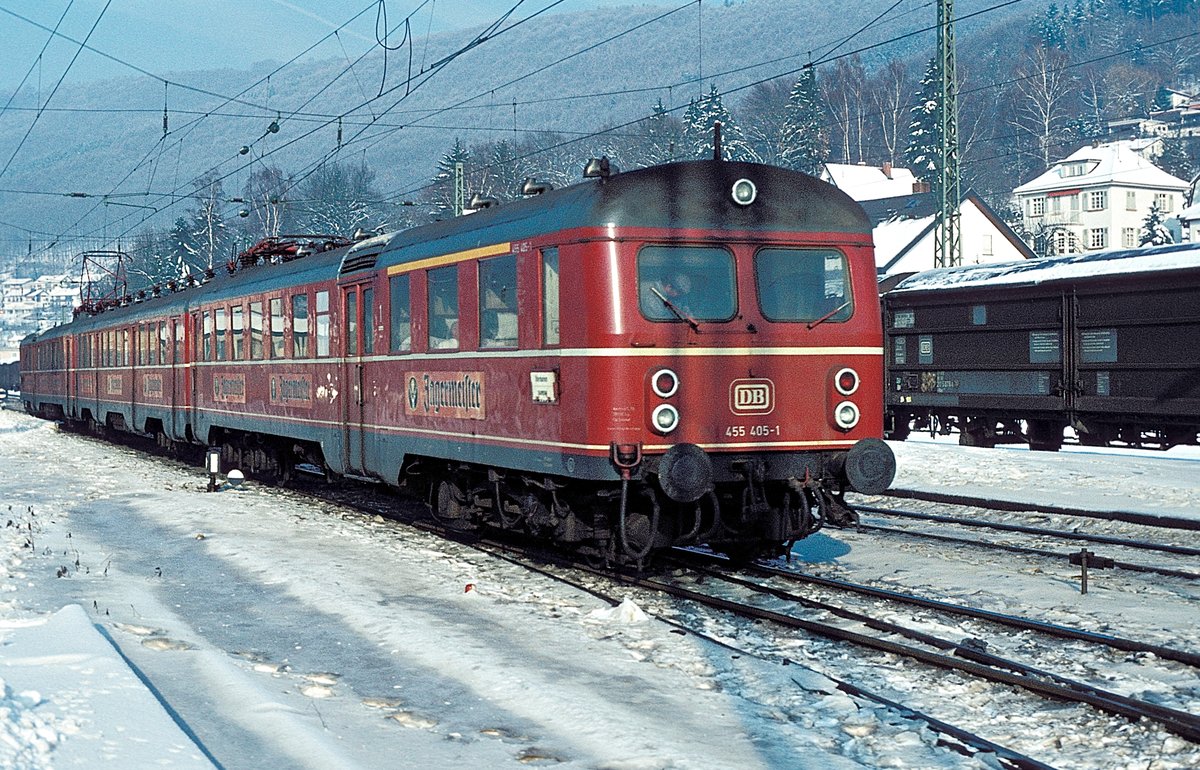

{"left": 1, "top": 407, "right": 1197, "bottom": 768}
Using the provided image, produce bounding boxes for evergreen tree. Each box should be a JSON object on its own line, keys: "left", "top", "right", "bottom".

{"left": 1139, "top": 201, "right": 1173, "bottom": 246}
{"left": 681, "top": 84, "right": 756, "bottom": 161}
{"left": 779, "top": 68, "right": 829, "bottom": 176}
{"left": 904, "top": 59, "right": 941, "bottom": 184}
{"left": 427, "top": 138, "right": 470, "bottom": 219}
{"left": 639, "top": 99, "right": 683, "bottom": 166}
{"left": 1156, "top": 138, "right": 1192, "bottom": 180}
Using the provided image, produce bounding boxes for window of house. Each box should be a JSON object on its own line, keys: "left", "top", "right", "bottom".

{"left": 363, "top": 288, "right": 375, "bottom": 356}
{"left": 1051, "top": 196, "right": 1062, "bottom": 214}
{"left": 389, "top": 274, "right": 412, "bottom": 352}
{"left": 542, "top": 248, "right": 560, "bottom": 346}
{"left": 292, "top": 294, "right": 309, "bottom": 357}
{"left": 1154, "top": 192, "right": 1173, "bottom": 213}
{"left": 315, "top": 291, "right": 330, "bottom": 356}
{"left": 479, "top": 254, "right": 518, "bottom": 348}
{"left": 1123, "top": 227, "right": 1137, "bottom": 248}
{"left": 1087, "top": 190, "right": 1107, "bottom": 211}
{"left": 1052, "top": 229, "right": 1078, "bottom": 255}
{"left": 427, "top": 266, "right": 459, "bottom": 349}
{"left": 270, "top": 298, "right": 285, "bottom": 358}
{"left": 249, "top": 301, "right": 264, "bottom": 359}
{"left": 981, "top": 234, "right": 993, "bottom": 256}
{"left": 1126, "top": 191, "right": 1137, "bottom": 210}
{"left": 1088, "top": 228, "right": 1108, "bottom": 250}
{"left": 1029, "top": 197, "right": 1044, "bottom": 217}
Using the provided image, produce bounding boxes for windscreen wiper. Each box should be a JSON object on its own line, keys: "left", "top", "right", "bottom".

{"left": 650, "top": 287, "right": 700, "bottom": 331}
{"left": 806, "top": 300, "right": 852, "bottom": 330}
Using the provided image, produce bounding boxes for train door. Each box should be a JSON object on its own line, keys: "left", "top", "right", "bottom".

{"left": 341, "top": 283, "right": 368, "bottom": 473}
{"left": 170, "top": 316, "right": 185, "bottom": 440}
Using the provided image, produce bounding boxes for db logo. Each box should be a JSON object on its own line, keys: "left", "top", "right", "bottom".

{"left": 730, "top": 379, "right": 774, "bottom": 415}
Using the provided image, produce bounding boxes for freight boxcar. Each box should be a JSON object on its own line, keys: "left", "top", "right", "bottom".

{"left": 884, "top": 242, "right": 1200, "bottom": 450}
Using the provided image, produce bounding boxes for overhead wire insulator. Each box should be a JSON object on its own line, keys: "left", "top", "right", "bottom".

{"left": 162, "top": 81, "right": 169, "bottom": 136}
{"left": 337, "top": 116, "right": 343, "bottom": 150}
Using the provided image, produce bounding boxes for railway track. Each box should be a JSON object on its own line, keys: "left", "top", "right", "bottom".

{"left": 848, "top": 498, "right": 1200, "bottom": 580}
{"left": 881, "top": 488, "right": 1200, "bottom": 531}
{"left": 291, "top": 477, "right": 1200, "bottom": 767}
{"left": 43, "top": 425, "right": 1200, "bottom": 768}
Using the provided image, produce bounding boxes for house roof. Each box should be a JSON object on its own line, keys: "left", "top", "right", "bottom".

{"left": 821, "top": 163, "right": 918, "bottom": 201}
{"left": 862, "top": 190, "right": 1035, "bottom": 274}
{"left": 1013, "top": 140, "right": 1189, "bottom": 195}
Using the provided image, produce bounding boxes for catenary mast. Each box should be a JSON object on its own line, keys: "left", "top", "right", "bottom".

{"left": 935, "top": 0, "right": 961, "bottom": 267}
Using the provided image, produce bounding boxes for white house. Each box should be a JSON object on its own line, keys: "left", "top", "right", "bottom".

{"left": 862, "top": 191, "right": 1035, "bottom": 281}
{"left": 821, "top": 162, "right": 923, "bottom": 201}
{"left": 1012, "top": 140, "right": 1190, "bottom": 255}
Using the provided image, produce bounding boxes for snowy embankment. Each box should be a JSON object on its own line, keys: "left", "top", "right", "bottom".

{"left": 1, "top": 405, "right": 1197, "bottom": 769}
{"left": 889, "top": 433, "right": 1200, "bottom": 522}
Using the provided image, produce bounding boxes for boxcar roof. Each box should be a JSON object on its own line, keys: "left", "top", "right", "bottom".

{"left": 889, "top": 241, "right": 1200, "bottom": 294}
{"left": 371, "top": 160, "right": 870, "bottom": 271}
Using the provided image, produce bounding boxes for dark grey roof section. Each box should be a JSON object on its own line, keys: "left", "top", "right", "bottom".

{"left": 891, "top": 241, "right": 1200, "bottom": 294}
{"left": 375, "top": 160, "right": 871, "bottom": 271}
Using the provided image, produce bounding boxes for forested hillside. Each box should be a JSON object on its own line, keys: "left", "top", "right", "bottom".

{"left": 0, "top": 0, "right": 1196, "bottom": 288}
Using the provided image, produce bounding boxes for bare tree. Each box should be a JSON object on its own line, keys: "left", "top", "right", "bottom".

{"left": 867, "top": 60, "right": 910, "bottom": 164}
{"left": 1009, "top": 45, "right": 1076, "bottom": 170}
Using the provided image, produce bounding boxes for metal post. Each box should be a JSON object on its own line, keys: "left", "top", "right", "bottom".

{"left": 454, "top": 161, "right": 465, "bottom": 217}
{"left": 934, "top": 0, "right": 961, "bottom": 268}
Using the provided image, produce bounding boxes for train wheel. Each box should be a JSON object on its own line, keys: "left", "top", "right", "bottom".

{"left": 432, "top": 477, "right": 472, "bottom": 529}
{"left": 959, "top": 420, "right": 995, "bottom": 448}
{"left": 1028, "top": 420, "right": 1063, "bottom": 452}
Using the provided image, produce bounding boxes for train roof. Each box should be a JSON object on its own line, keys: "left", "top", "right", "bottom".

{"left": 25, "top": 161, "right": 867, "bottom": 346}
{"left": 364, "top": 160, "right": 870, "bottom": 275}
{"left": 888, "top": 241, "right": 1200, "bottom": 295}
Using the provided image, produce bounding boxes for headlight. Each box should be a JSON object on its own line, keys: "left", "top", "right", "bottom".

{"left": 835, "top": 367, "right": 860, "bottom": 396}
{"left": 652, "top": 403, "right": 680, "bottom": 434}
{"left": 834, "top": 401, "right": 860, "bottom": 431}
{"left": 731, "top": 178, "right": 757, "bottom": 206}
{"left": 651, "top": 368, "right": 679, "bottom": 398}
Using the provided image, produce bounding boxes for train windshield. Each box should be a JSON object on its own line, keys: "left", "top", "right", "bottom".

{"left": 637, "top": 245, "right": 736, "bottom": 322}
{"left": 755, "top": 248, "right": 853, "bottom": 323}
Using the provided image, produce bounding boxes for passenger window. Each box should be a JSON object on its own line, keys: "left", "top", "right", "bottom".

{"left": 315, "top": 291, "right": 331, "bottom": 356}
{"left": 363, "top": 288, "right": 375, "bottom": 355}
{"left": 479, "top": 254, "right": 518, "bottom": 348}
{"left": 755, "top": 248, "right": 852, "bottom": 323}
{"left": 427, "top": 266, "right": 459, "bottom": 350}
{"left": 542, "top": 248, "right": 559, "bottom": 346}
{"left": 638, "top": 245, "right": 736, "bottom": 322}
{"left": 249, "top": 302, "right": 264, "bottom": 359}
{"left": 346, "top": 292, "right": 359, "bottom": 356}
{"left": 232, "top": 306, "right": 245, "bottom": 359}
{"left": 202, "top": 312, "right": 213, "bottom": 361}
{"left": 292, "top": 294, "right": 309, "bottom": 357}
{"left": 215, "top": 308, "right": 227, "bottom": 361}
{"left": 270, "top": 298, "right": 285, "bottom": 358}
{"left": 390, "top": 275, "right": 412, "bottom": 352}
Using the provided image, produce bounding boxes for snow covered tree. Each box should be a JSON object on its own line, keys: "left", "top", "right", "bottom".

{"left": 779, "top": 68, "right": 829, "bottom": 176}
{"left": 681, "top": 84, "right": 755, "bottom": 161}
{"left": 628, "top": 99, "right": 684, "bottom": 167}
{"left": 291, "top": 161, "right": 382, "bottom": 236}
{"left": 426, "top": 139, "right": 471, "bottom": 219}
{"left": 241, "top": 165, "right": 292, "bottom": 242}
{"left": 1139, "top": 202, "right": 1173, "bottom": 246}
{"left": 904, "top": 59, "right": 940, "bottom": 184}
{"left": 166, "top": 216, "right": 201, "bottom": 279}
{"left": 188, "top": 172, "right": 232, "bottom": 270}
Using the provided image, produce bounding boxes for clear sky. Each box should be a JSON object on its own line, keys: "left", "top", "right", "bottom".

{"left": 0, "top": 1, "right": 641, "bottom": 90}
